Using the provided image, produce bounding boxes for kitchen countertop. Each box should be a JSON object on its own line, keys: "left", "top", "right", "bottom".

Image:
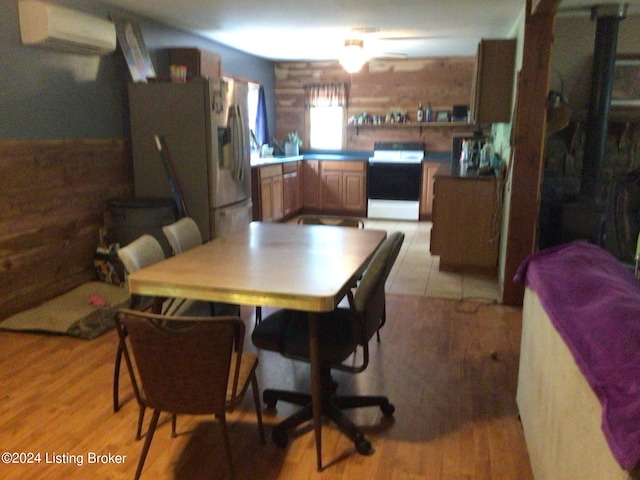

{"left": 434, "top": 162, "right": 497, "bottom": 179}
{"left": 251, "top": 150, "right": 451, "bottom": 167}
{"left": 251, "top": 154, "right": 303, "bottom": 166}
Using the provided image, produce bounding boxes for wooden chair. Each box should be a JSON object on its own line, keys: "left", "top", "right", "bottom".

{"left": 161, "top": 216, "right": 203, "bottom": 254}
{"left": 114, "top": 234, "right": 166, "bottom": 427}
{"left": 162, "top": 217, "right": 241, "bottom": 317}
{"left": 114, "top": 233, "right": 208, "bottom": 439}
{"left": 251, "top": 231, "right": 404, "bottom": 455}
{"left": 297, "top": 214, "right": 365, "bottom": 228}
{"left": 116, "top": 309, "right": 265, "bottom": 480}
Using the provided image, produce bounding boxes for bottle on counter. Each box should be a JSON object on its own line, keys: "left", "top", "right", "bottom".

{"left": 416, "top": 103, "right": 424, "bottom": 123}
{"left": 479, "top": 142, "right": 492, "bottom": 170}
{"left": 459, "top": 139, "right": 470, "bottom": 176}
{"left": 425, "top": 102, "right": 432, "bottom": 122}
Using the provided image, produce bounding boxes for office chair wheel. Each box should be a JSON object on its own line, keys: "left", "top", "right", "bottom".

{"left": 381, "top": 402, "right": 395, "bottom": 417}
{"left": 272, "top": 427, "right": 289, "bottom": 448}
{"left": 355, "top": 437, "right": 373, "bottom": 455}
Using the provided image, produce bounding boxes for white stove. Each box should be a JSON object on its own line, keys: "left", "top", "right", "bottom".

{"left": 369, "top": 149, "right": 424, "bottom": 164}
{"left": 367, "top": 142, "right": 425, "bottom": 220}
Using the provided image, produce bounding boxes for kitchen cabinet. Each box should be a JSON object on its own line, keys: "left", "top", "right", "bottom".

{"left": 251, "top": 164, "right": 284, "bottom": 222}
{"left": 282, "top": 161, "right": 302, "bottom": 218}
{"left": 430, "top": 165, "right": 499, "bottom": 275}
{"left": 169, "top": 47, "right": 221, "bottom": 80}
{"left": 302, "top": 160, "right": 321, "bottom": 210}
{"left": 254, "top": 159, "right": 366, "bottom": 219}
{"left": 419, "top": 162, "right": 442, "bottom": 220}
{"left": 319, "top": 161, "right": 366, "bottom": 216}
{"left": 470, "top": 39, "right": 516, "bottom": 125}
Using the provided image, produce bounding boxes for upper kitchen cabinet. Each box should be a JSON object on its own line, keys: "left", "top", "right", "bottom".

{"left": 470, "top": 39, "right": 516, "bottom": 125}
{"left": 169, "top": 47, "right": 221, "bottom": 80}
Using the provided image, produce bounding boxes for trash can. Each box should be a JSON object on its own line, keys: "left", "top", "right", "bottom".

{"left": 108, "top": 197, "right": 178, "bottom": 257}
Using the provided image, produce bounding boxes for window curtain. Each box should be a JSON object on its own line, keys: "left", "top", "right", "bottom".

{"left": 304, "top": 83, "right": 348, "bottom": 108}
{"left": 255, "top": 85, "right": 269, "bottom": 146}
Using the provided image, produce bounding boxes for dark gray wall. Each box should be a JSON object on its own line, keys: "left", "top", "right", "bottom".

{"left": 0, "top": 0, "right": 275, "bottom": 140}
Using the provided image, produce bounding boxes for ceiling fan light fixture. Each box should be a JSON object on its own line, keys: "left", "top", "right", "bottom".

{"left": 340, "top": 39, "right": 366, "bottom": 73}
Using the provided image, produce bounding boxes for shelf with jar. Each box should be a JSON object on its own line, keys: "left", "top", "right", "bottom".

{"left": 348, "top": 106, "right": 473, "bottom": 134}
{"left": 348, "top": 121, "right": 473, "bottom": 135}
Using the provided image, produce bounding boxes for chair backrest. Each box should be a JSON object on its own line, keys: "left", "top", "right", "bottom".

{"left": 353, "top": 231, "right": 405, "bottom": 341}
{"left": 162, "top": 217, "right": 203, "bottom": 254}
{"left": 297, "top": 215, "right": 364, "bottom": 228}
{"left": 118, "top": 309, "right": 244, "bottom": 415}
{"left": 117, "top": 234, "right": 165, "bottom": 274}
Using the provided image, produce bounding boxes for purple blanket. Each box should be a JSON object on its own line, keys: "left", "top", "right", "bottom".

{"left": 515, "top": 241, "right": 640, "bottom": 471}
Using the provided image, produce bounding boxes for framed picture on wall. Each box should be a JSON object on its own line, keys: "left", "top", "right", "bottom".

{"left": 611, "top": 55, "right": 640, "bottom": 107}
{"left": 110, "top": 14, "right": 156, "bottom": 82}
{"left": 435, "top": 110, "right": 451, "bottom": 122}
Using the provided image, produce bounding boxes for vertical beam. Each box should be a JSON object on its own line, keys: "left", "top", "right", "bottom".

{"left": 530, "top": 0, "right": 560, "bottom": 15}
{"left": 581, "top": 4, "right": 627, "bottom": 200}
{"left": 502, "top": 0, "right": 557, "bottom": 305}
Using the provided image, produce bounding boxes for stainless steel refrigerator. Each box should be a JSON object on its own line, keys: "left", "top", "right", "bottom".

{"left": 128, "top": 77, "right": 252, "bottom": 241}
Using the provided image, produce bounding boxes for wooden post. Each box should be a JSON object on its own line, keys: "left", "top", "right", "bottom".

{"left": 502, "top": 0, "right": 559, "bottom": 305}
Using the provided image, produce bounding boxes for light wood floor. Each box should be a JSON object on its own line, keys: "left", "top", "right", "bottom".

{"left": 0, "top": 293, "right": 533, "bottom": 479}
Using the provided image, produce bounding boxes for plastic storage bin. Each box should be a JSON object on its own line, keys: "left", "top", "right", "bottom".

{"left": 108, "top": 197, "right": 178, "bottom": 257}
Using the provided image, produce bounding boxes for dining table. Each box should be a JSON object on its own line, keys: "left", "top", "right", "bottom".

{"left": 126, "top": 221, "right": 387, "bottom": 470}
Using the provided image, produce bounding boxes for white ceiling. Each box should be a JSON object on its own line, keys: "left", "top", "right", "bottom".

{"left": 102, "top": 0, "right": 639, "bottom": 61}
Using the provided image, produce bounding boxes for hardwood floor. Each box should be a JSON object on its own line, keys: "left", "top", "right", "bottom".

{"left": 0, "top": 294, "right": 533, "bottom": 479}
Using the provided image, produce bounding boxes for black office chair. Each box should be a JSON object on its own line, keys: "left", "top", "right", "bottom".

{"left": 254, "top": 215, "right": 365, "bottom": 326}
{"left": 251, "top": 231, "right": 404, "bottom": 455}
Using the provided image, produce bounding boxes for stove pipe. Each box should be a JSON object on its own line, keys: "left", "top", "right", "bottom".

{"left": 580, "top": 3, "right": 627, "bottom": 201}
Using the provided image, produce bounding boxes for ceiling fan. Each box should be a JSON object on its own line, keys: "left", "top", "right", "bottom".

{"left": 339, "top": 27, "right": 409, "bottom": 73}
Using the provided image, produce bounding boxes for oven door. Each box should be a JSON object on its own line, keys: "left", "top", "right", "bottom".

{"left": 367, "top": 161, "right": 422, "bottom": 201}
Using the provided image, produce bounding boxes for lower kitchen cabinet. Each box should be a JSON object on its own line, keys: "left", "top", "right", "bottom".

{"left": 283, "top": 161, "right": 302, "bottom": 217}
{"left": 254, "top": 159, "right": 367, "bottom": 220}
{"left": 419, "top": 162, "right": 442, "bottom": 220}
{"left": 319, "top": 160, "right": 366, "bottom": 216}
{"left": 251, "top": 164, "right": 284, "bottom": 222}
{"left": 302, "top": 160, "right": 320, "bottom": 210}
{"left": 430, "top": 165, "right": 499, "bottom": 275}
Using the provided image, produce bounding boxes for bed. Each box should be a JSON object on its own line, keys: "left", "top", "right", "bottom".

{"left": 515, "top": 242, "right": 640, "bottom": 480}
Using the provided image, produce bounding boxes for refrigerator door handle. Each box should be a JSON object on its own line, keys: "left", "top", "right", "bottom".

{"left": 231, "top": 104, "right": 246, "bottom": 182}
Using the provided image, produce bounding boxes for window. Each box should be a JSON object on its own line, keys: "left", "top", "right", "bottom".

{"left": 247, "top": 82, "right": 260, "bottom": 149}
{"left": 309, "top": 106, "right": 343, "bottom": 150}
{"left": 247, "top": 82, "right": 269, "bottom": 152}
{"left": 305, "top": 83, "right": 347, "bottom": 151}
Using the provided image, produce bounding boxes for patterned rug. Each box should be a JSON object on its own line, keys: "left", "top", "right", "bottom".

{"left": 0, "top": 282, "right": 130, "bottom": 340}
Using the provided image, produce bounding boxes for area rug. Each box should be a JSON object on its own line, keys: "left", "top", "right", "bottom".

{"left": 0, "top": 282, "right": 130, "bottom": 340}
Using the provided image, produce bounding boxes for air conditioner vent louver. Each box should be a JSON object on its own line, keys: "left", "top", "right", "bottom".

{"left": 18, "top": 0, "right": 116, "bottom": 55}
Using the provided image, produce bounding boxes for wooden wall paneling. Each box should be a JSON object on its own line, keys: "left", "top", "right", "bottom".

{"left": 0, "top": 139, "right": 134, "bottom": 320}
{"left": 275, "top": 57, "right": 476, "bottom": 152}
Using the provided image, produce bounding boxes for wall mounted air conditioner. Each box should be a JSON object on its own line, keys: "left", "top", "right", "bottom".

{"left": 18, "top": 0, "right": 116, "bottom": 55}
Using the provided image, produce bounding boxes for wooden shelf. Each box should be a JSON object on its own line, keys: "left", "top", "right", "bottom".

{"left": 348, "top": 122, "right": 474, "bottom": 135}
